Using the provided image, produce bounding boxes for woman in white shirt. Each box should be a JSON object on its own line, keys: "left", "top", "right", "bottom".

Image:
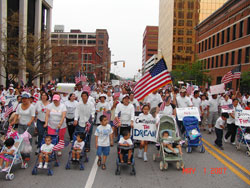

{"left": 65, "top": 93, "right": 78, "bottom": 142}
{"left": 45, "top": 94, "right": 67, "bottom": 156}
{"left": 158, "top": 95, "right": 176, "bottom": 117}
{"left": 200, "top": 94, "right": 209, "bottom": 131}
{"left": 96, "top": 94, "right": 110, "bottom": 125}
{"left": 35, "top": 92, "right": 50, "bottom": 151}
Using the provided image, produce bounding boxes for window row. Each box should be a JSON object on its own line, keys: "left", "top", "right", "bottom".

{"left": 174, "top": 19, "right": 193, "bottom": 27}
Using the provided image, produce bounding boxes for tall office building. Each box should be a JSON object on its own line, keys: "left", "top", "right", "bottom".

{"left": 0, "top": 0, "right": 53, "bottom": 86}
{"left": 142, "top": 26, "right": 158, "bottom": 74}
{"left": 158, "top": 0, "right": 227, "bottom": 71}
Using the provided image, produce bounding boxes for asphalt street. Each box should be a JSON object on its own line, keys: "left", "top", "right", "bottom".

{"left": 0, "top": 128, "right": 249, "bottom": 188}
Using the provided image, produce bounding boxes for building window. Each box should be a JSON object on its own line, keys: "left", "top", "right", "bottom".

{"left": 69, "top": 40, "right": 77, "bottom": 44}
{"left": 225, "top": 53, "right": 229, "bottom": 66}
{"left": 69, "top": 35, "right": 77, "bottom": 39}
{"left": 78, "top": 40, "right": 86, "bottom": 44}
{"left": 186, "top": 56, "right": 192, "bottom": 61}
{"left": 178, "top": 20, "right": 184, "bottom": 26}
{"left": 178, "top": 11, "right": 184, "bottom": 19}
{"left": 178, "top": 2, "right": 184, "bottom": 9}
{"left": 178, "top": 46, "right": 183, "bottom": 52}
{"left": 216, "top": 33, "right": 220, "bottom": 46}
{"left": 98, "top": 34, "right": 104, "bottom": 38}
{"left": 187, "top": 20, "right": 193, "bottom": 26}
{"left": 173, "top": 37, "right": 176, "bottom": 42}
{"left": 216, "top": 77, "right": 222, "bottom": 85}
{"left": 178, "top": 37, "right": 183, "bottom": 43}
{"left": 207, "top": 58, "right": 210, "bottom": 69}
{"left": 231, "top": 51, "right": 235, "bottom": 65}
{"left": 220, "top": 54, "right": 224, "bottom": 67}
{"left": 78, "top": 35, "right": 86, "bottom": 38}
{"left": 187, "top": 12, "right": 193, "bottom": 19}
{"left": 98, "top": 46, "right": 103, "bottom": 51}
{"left": 216, "top": 56, "right": 219, "bottom": 67}
{"left": 199, "top": 43, "right": 201, "bottom": 53}
{"left": 208, "top": 38, "right": 211, "bottom": 49}
{"left": 51, "top": 34, "right": 58, "bottom": 38}
{"left": 88, "top": 40, "right": 96, "bottom": 45}
{"left": 221, "top": 30, "right": 225, "bottom": 45}
{"left": 174, "top": 19, "right": 176, "bottom": 26}
{"left": 211, "top": 57, "right": 214, "bottom": 68}
{"left": 238, "top": 49, "right": 242, "bottom": 64}
{"left": 248, "top": 17, "right": 250, "bottom": 35}
{"left": 232, "top": 24, "right": 236, "bottom": 40}
{"left": 186, "top": 46, "right": 192, "bottom": 53}
{"left": 212, "top": 35, "right": 215, "bottom": 48}
{"left": 178, "top": 29, "right": 184, "bottom": 35}
{"left": 187, "top": 38, "right": 192, "bottom": 44}
{"left": 88, "top": 35, "right": 96, "bottom": 39}
{"left": 205, "top": 40, "right": 207, "bottom": 51}
{"left": 98, "top": 40, "right": 104, "bottom": 45}
{"left": 60, "top": 34, "right": 68, "bottom": 39}
{"left": 202, "top": 41, "right": 204, "bottom": 52}
{"left": 188, "top": 1, "right": 194, "bottom": 9}
{"left": 173, "top": 29, "right": 176, "bottom": 35}
{"left": 239, "top": 21, "right": 244, "bottom": 38}
{"left": 227, "top": 27, "right": 230, "bottom": 42}
{"left": 187, "top": 30, "right": 192, "bottom": 35}
{"left": 245, "top": 47, "right": 250, "bottom": 63}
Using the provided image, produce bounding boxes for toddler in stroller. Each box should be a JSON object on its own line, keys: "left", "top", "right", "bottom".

{"left": 38, "top": 136, "right": 54, "bottom": 169}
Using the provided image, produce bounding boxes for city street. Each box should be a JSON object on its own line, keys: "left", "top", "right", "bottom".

{"left": 1, "top": 128, "right": 249, "bottom": 188}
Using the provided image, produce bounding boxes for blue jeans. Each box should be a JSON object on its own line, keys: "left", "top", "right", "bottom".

{"left": 97, "top": 146, "right": 110, "bottom": 156}
{"left": 37, "top": 119, "right": 46, "bottom": 148}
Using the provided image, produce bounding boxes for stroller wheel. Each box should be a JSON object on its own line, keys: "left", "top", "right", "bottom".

{"left": 176, "top": 162, "right": 180, "bottom": 170}
{"left": 200, "top": 146, "right": 205, "bottom": 153}
{"left": 246, "top": 151, "right": 250, "bottom": 157}
{"left": 80, "top": 164, "right": 84, "bottom": 170}
{"left": 65, "top": 163, "right": 70, "bottom": 170}
{"left": 54, "top": 161, "right": 59, "bottom": 167}
{"left": 48, "top": 169, "right": 53, "bottom": 176}
{"left": 164, "top": 162, "right": 168, "bottom": 170}
{"left": 153, "top": 154, "right": 156, "bottom": 161}
{"left": 160, "top": 161, "right": 164, "bottom": 171}
{"left": 32, "top": 168, "right": 38, "bottom": 175}
{"left": 115, "top": 167, "right": 121, "bottom": 175}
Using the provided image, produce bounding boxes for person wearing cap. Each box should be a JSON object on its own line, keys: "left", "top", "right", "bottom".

{"left": 144, "top": 90, "right": 163, "bottom": 111}
{"left": 115, "top": 94, "right": 135, "bottom": 137}
{"left": 175, "top": 89, "right": 193, "bottom": 108}
{"left": 96, "top": 94, "right": 110, "bottom": 125}
{"left": 45, "top": 94, "right": 67, "bottom": 156}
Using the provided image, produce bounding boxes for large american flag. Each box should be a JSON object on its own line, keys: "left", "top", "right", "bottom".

{"left": 221, "top": 65, "right": 241, "bottom": 84}
{"left": 133, "top": 58, "right": 172, "bottom": 101}
{"left": 4, "top": 101, "right": 13, "bottom": 118}
{"left": 80, "top": 75, "right": 87, "bottom": 82}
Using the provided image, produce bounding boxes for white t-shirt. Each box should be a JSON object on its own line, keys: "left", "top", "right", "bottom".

{"left": 208, "top": 98, "right": 219, "bottom": 112}
{"left": 176, "top": 96, "right": 193, "bottom": 108}
{"left": 215, "top": 117, "right": 226, "bottom": 129}
{"left": 119, "top": 137, "right": 133, "bottom": 145}
{"left": 227, "top": 105, "right": 243, "bottom": 124}
{"left": 192, "top": 97, "right": 201, "bottom": 114}
{"left": 242, "top": 96, "right": 250, "bottom": 106}
{"left": 74, "top": 90, "right": 82, "bottom": 102}
{"left": 220, "top": 99, "right": 232, "bottom": 106}
{"left": 5, "top": 145, "right": 17, "bottom": 155}
{"left": 35, "top": 101, "right": 50, "bottom": 122}
{"left": 201, "top": 100, "right": 209, "bottom": 112}
{"left": 47, "top": 103, "right": 67, "bottom": 129}
{"left": 73, "top": 140, "right": 85, "bottom": 150}
{"left": 96, "top": 102, "right": 111, "bottom": 124}
{"left": 16, "top": 104, "right": 35, "bottom": 125}
{"left": 41, "top": 143, "right": 54, "bottom": 153}
{"left": 115, "top": 103, "right": 135, "bottom": 125}
{"left": 130, "top": 99, "right": 140, "bottom": 111}
{"left": 94, "top": 124, "right": 113, "bottom": 147}
{"left": 160, "top": 104, "right": 175, "bottom": 116}
{"left": 145, "top": 93, "right": 163, "bottom": 109}
{"left": 65, "top": 100, "right": 78, "bottom": 119}
{"left": 60, "top": 95, "right": 69, "bottom": 104}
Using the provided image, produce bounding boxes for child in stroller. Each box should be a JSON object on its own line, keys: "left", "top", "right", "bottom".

{"left": 162, "top": 131, "right": 183, "bottom": 156}
{"left": 118, "top": 130, "right": 133, "bottom": 164}
{"left": 72, "top": 133, "right": 85, "bottom": 161}
{"left": 38, "top": 136, "right": 54, "bottom": 169}
{"left": 0, "top": 138, "right": 16, "bottom": 171}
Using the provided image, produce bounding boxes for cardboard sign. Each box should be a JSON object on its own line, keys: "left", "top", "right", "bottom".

{"left": 111, "top": 80, "right": 120, "bottom": 87}
{"left": 210, "top": 83, "right": 225, "bottom": 95}
{"left": 133, "top": 116, "right": 157, "bottom": 142}
{"left": 56, "top": 83, "right": 75, "bottom": 94}
{"left": 176, "top": 107, "right": 201, "bottom": 121}
{"left": 235, "top": 110, "right": 250, "bottom": 127}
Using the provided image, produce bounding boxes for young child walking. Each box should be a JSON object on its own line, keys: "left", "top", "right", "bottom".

{"left": 95, "top": 115, "right": 113, "bottom": 170}
{"left": 0, "top": 138, "right": 17, "bottom": 171}
{"left": 214, "top": 113, "right": 229, "bottom": 150}
{"left": 38, "top": 136, "right": 54, "bottom": 169}
{"left": 72, "top": 133, "right": 85, "bottom": 161}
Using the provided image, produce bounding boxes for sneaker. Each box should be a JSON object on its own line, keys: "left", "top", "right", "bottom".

{"left": 138, "top": 149, "right": 142, "bottom": 159}
{"left": 2, "top": 167, "right": 10, "bottom": 172}
{"left": 38, "top": 163, "right": 43, "bottom": 169}
{"left": 143, "top": 153, "right": 148, "bottom": 162}
{"left": 224, "top": 137, "right": 228, "bottom": 143}
{"left": 43, "top": 163, "right": 48, "bottom": 169}
{"left": 57, "top": 151, "right": 62, "bottom": 156}
{"left": 72, "top": 158, "right": 76, "bottom": 161}
{"left": 231, "top": 142, "right": 236, "bottom": 145}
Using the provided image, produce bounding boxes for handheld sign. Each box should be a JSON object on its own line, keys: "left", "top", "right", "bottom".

{"left": 235, "top": 110, "right": 250, "bottom": 127}
{"left": 56, "top": 83, "right": 75, "bottom": 94}
{"left": 111, "top": 80, "right": 120, "bottom": 87}
{"left": 176, "top": 107, "right": 201, "bottom": 121}
{"left": 133, "top": 116, "right": 157, "bottom": 142}
{"left": 210, "top": 83, "right": 225, "bottom": 95}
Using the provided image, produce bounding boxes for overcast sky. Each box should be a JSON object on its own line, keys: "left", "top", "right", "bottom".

{"left": 52, "top": 0, "right": 159, "bottom": 78}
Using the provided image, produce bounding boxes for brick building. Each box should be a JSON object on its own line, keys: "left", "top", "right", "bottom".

{"left": 142, "top": 26, "right": 158, "bottom": 74}
{"left": 195, "top": 0, "right": 250, "bottom": 89}
{"left": 51, "top": 27, "right": 111, "bottom": 82}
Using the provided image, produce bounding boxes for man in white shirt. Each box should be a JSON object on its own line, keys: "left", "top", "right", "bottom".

{"left": 175, "top": 89, "right": 193, "bottom": 108}
{"left": 145, "top": 90, "right": 163, "bottom": 110}
{"left": 74, "top": 84, "right": 83, "bottom": 102}
{"left": 191, "top": 90, "right": 201, "bottom": 115}
{"left": 242, "top": 93, "right": 250, "bottom": 108}
{"left": 208, "top": 94, "right": 220, "bottom": 134}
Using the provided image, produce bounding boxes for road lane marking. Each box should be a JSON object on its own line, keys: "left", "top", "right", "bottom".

{"left": 202, "top": 138, "right": 250, "bottom": 176}
{"left": 203, "top": 145, "right": 250, "bottom": 186}
{"left": 84, "top": 156, "right": 99, "bottom": 188}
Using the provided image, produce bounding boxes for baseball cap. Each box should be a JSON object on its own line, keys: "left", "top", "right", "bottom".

{"left": 21, "top": 93, "right": 30, "bottom": 98}
{"left": 122, "top": 94, "right": 130, "bottom": 99}
{"left": 180, "top": 89, "right": 186, "bottom": 93}
{"left": 52, "top": 94, "right": 60, "bottom": 101}
{"left": 99, "top": 94, "right": 107, "bottom": 99}
{"left": 9, "top": 87, "right": 14, "bottom": 90}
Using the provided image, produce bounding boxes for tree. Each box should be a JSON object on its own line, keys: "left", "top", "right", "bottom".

{"left": 171, "top": 60, "right": 212, "bottom": 86}
{"left": 240, "top": 70, "right": 250, "bottom": 93}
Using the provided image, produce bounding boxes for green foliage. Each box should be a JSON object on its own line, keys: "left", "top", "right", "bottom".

{"left": 171, "top": 60, "right": 212, "bottom": 86}
{"left": 240, "top": 70, "right": 250, "bottom": 92}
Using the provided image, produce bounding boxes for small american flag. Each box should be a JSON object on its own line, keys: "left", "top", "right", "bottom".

{"left": 53, "top": 139, "right": 65, "bottom": 151}
{"left": 33, "top": 93, "right": 39, "bottom": 103}
{"left": 4, "top": 101, "right": 13, "bottom": 118}
{"left": 159, "top": 101, "right": 166, "bottom": 111}
{"left": 133, "top": 58, "right": 172, "bottom": 101}
{"left": 85, "top": 121, "right": 92, "bottom": 133}
{"left": 221, "top": 104, "right": 234, "bottom": 110}
{"left": 221, "top": 65, "right": 241, "bottom": 84}
{"left": 113, "top": 112, "right": 121, "bottom": 127}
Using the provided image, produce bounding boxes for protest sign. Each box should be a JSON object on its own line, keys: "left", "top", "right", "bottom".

{"left": 133, "top": 116, "right": 157, "bottom": 142}
{"left": 235, "top": 110, "right": 250, "bottom": 127}
{"left": 56, "top": 83, "right": 75, "bottom": 94}
{"left": 176, "top": 107, "right": 201, "bottom": 121}
{"left": 210, "top": 83, "right": 225, "bottom": 95}
{"left": 112, "top": 80, "right": 120, "bottom": 87}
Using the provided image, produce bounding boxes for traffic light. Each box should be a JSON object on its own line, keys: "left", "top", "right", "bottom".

{"left": 114, "top": 62, "right": 117, "bottom": 66}
{"left": 123, "top": 61, "right": 125, "bottom": 67}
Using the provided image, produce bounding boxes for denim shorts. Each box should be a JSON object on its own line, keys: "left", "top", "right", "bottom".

{"left": 97, "top": 146, "right": 110, "bottom": 156}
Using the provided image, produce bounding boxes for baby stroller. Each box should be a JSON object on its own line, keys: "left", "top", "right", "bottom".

{"left": 183, "top": 116, "right": 205, "bottom": 153}
{"left": 115, "top": 124, "right": 136, "bottom": 176}
{"left": 236, "top": 126, "right": 250, "bottom": 157}
{"left": 0, "top": 136, "right": 28, "bottom": 180}
{"left": 32, "top": 132, "right": 60, "bottom": 176}
{"left": 155, "top": 115, "right": 184, "bottom": 171}
{"left": 65, "top": 131, "right": 88, "bottom": 170}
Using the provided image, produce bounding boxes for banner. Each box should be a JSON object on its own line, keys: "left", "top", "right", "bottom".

{"left": 133, "top": 115, "right": 157, "bottom": 142}
{"left": 235, "top": 110, "right": 250, "bottom": 127}
{"left": 210, "top": 83, "right": 225, "bottom": 95}
{"left": 111, "top": 80, "right": 120, "bottom": 87}
{"left": 176, "top": 107, "right": 201, "bottom": 121}
{"left": 56, "top": 83, "right": 75, "bottom": 94}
